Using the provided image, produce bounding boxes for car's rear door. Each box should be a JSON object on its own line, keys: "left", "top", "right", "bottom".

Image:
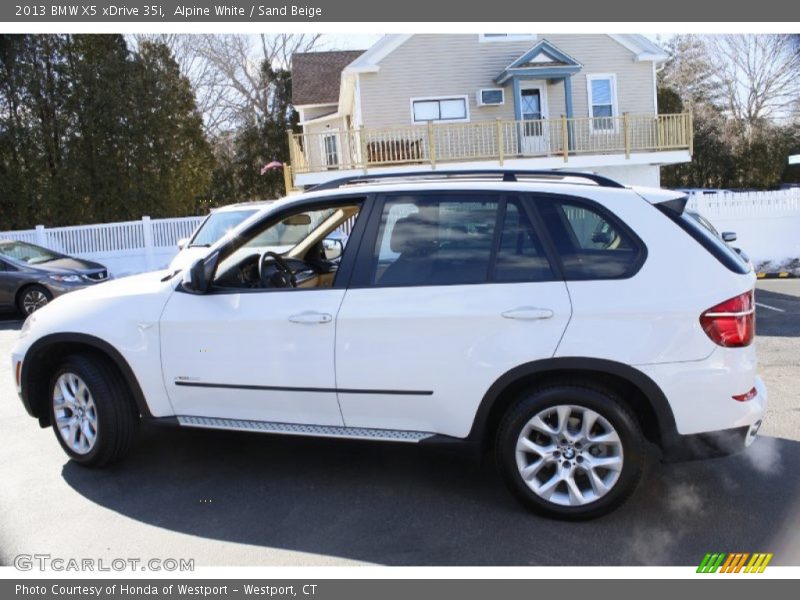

{"left": 334, "top": 191, "right": 572, "bottom": 438}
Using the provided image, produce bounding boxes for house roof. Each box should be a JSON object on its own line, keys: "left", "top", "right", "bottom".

{"left": 291, "top": 50, "right": 365, "bottom": 106}
{"left": 496, "top": 39, "right": 583, "bottom": 85}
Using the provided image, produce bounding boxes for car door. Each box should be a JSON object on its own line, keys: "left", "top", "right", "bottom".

{"left": 0, "top": 259, "right": 12, "bottom": 309}
{"left": 159, "top": 198, "right": 365, "bottom": 427}
{"left": 334, "top": 191, "right": 572, "bottom": 438}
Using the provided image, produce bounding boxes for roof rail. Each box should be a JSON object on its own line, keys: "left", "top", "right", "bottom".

{"left": 308, "top": 169, "right": 626, "bottom": 192}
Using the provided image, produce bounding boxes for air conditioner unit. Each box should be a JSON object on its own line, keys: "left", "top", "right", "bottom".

{"left": 477, "top": 88, "right": 505, "bottom": 106}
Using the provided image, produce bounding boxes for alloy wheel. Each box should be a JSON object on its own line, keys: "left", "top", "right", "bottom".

{"left": 53, "top": 373, "right": 98, "bottom": 455}
{"left": 515, "top": 404, "right": 623, "bottom": 506}
{"left": 22, "top": 289, "right": 49, "bottom": 314}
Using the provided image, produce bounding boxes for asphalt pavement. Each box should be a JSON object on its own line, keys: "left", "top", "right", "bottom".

{"left": 1, "top": 280, "right": 798, "bottom": 567}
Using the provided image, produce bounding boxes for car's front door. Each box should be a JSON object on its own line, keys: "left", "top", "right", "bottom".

{"left": 0, "top": 259, "right": 13, "bottom": 309}
{"left": 334, "top": 192, "right": 573, "bottom": 438}
{"left": 159, "top": 200, "right": 364, "bottom": 426}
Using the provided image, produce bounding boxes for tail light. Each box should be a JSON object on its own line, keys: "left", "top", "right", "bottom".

{"left": 700, "top": 290, "right": 754, "bottom": 347}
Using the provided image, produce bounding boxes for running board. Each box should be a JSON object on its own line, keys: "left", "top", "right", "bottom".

{"left": 176, "top": 415, "right": 435, "bottom": 443}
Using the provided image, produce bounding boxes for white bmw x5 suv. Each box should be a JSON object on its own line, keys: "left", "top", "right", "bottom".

{"left": 11, "top": 170, "right": 766, "bottom": 519}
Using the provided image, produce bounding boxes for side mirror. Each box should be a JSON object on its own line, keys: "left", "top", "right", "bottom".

{"left": 722, "top": 232, "right": 737, "bottom": 243}
{"left": 323, "top": 238, "right": 344, "bottom": 260}
{"left": 177, "top": 237, "right": 189, "bottom": 250}
{"left": 181, "top": 254, "right": 218, "bottom": 294}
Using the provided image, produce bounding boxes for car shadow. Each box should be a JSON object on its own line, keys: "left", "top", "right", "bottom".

{"left": 61, "top": 423, "right": 800, "bottom": 566}
{"left": 755, "top": 288, "right": 800, "bottom": 338}
{"left": 0, "top": 312, "right": 23, "bottom": 330}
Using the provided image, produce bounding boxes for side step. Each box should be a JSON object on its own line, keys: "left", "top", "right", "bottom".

{"left": 176, "top": 415, "right": 435, "bottom": 443}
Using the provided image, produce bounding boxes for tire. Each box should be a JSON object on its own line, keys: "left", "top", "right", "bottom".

{"left": 17, "top": 284, "right": 52, "bottom": 316}
{"left": 496, "top": 384, "right": 644, "bottom": 520}
{"left": 48, "top": 354, "right": 139, "bottom": 467}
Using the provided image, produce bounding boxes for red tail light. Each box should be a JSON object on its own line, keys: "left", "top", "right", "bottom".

{"left": 700, "top": 290, "right": 755, "bottom": 347}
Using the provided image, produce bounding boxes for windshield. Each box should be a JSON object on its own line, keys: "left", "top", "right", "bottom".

{"left": 0, "top": 240, "right": 61, "bottom": 265}
{"left": 190, "top": 209, "right": 258, "bottom": 247}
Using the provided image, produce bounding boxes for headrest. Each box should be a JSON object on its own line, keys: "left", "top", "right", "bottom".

{"left": 390, "top": 214, "right": 438, "bottom": 254}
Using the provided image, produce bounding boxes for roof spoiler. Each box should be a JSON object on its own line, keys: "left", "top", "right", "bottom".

{"left": 632, "top": 187, "right": 689, "bottom": 215}
{"left": 656, "top": 196, "right": 689, "bottom": 215}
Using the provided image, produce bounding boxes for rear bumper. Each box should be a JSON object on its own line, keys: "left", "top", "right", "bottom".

{"left": 660, "top": 375, "right": 766, "bottom": 462}
{"left": 661, "top": 423, "right": 761, "bottom": 462}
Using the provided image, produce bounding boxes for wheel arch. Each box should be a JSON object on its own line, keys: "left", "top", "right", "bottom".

{"left": 20, "top": 332, "right": 152, "bottom": 427}
{"left": 467, "top": 357, "right": 679, "bottom": 453}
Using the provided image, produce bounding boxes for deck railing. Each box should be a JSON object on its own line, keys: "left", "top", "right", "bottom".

{"left": 288, "top": 112, "right": 692, "bottom": 176}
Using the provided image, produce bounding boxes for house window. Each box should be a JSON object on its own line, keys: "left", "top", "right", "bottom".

{"left": 587, "top": 74, "right": 618, "bottom": 132}
{"left": 479, "top": 34, "right": 537, "bottom": 43}
{"left": 323, "top": 134, "right": 339, "bottom": 168}
{"left": 411, "top": 96, "right": 469, "bottom": 123}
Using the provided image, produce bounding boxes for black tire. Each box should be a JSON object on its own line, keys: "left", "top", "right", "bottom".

{"left": 496, "top": 384, "right": 644, "bottom": 520}
{"left": 17, "top": 284, "right": 52, "bottom": 316}
{"left": 48, "top": 353, "right": 139, "bottom": 467}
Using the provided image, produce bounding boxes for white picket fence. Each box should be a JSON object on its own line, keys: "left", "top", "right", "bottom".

{"left": 0, "top": 216, "right": 204, "bottom": 277}
{"left": 687, "top": 188, "right": 800, "bottom": 266}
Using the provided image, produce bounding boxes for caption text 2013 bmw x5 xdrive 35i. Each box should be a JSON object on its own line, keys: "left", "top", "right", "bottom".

{"left": 10, "top": 171, "right": 766, "bottom": 519}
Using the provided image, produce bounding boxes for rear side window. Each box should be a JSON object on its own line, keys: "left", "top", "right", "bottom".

{"left": 538, "top": 200, "right": 644, "bottom": 280}
{"left": 658, "top": 206, "right": 750, "bottom": 275}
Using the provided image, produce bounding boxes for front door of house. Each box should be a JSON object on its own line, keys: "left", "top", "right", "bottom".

{"left": 520, "top": 86, "right": 549, "bottom": 154}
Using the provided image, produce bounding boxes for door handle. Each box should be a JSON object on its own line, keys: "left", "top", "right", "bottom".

{"left": 501, "top": 307, "right": 554, "bottom": 321}
{"left": 288, "top": 311, "right": 333, "bottom": 325}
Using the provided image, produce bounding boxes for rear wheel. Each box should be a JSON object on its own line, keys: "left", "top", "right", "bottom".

{"left": 49, "top": 354, "right": 139, "bottom": 467}
{"left": 496, "top": 385, "right": 644, "bottom": 520}
{"left": 17, "top": 284, "right": 52, "bottom": 315}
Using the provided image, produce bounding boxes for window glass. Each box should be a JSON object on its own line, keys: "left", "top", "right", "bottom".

{"left": 589, "top": 77, "right": 615, "bottom": 129}
{"left": 412, "top": 98, "right": 467, "bottom": 123}
{"left": 591, "top": 79, "right": 612, "bottom": 105}
{"left": 0, "top": 240, "right": 61, "bottom": 265}
{"left": 412, "top": 101, "right": 439, "bottom": 121}
{"left": 213, "top": 207, "right": 340, "bottom": 285}
{"left": 372, "top": 196, "right": 498, "bottom": 286}
{"left": 190, "top": 209, "right": 257, "bottom": 247}
{"left": 440, "top": 99, "right": 467, "bottom": 120}
{"left": 495, "top": 201, "right": 554, "bottom": 282}
{"left": 538, "top": 201, "right": 641, "bottom": 279}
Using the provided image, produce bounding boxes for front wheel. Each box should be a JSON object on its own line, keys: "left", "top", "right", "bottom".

{"left": 18, "top": 284, "right": 52, "bottom": 315}
{"left": 496, "top": 385, "right": 644, "bottom": 520}
{"left": 49, "top": 354, "right": 139, "bottom": 467}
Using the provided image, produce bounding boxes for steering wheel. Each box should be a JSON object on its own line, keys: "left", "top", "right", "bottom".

{"left": 259, "top": 251, "right": 297, "bottom": 288}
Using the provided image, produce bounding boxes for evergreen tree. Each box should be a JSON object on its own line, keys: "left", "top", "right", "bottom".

{"left": 0, "top": 34, "right": 214, "bottom": 229}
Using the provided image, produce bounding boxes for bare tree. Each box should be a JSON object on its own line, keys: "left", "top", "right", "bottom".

{"left": 130, "top": 34, "right": 323, "bottom": 136}
{"left": 130, "top": 34, "right": 231, "bottom": 135}
{"left": 704, "top": 34, "right": 800, "bottom": 128}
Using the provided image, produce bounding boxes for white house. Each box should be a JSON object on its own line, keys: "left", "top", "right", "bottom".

{"left": 287, "top": 34, "right": 693, "bottom": 188}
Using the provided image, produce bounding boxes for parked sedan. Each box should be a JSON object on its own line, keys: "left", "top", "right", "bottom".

{"left": 0, "top": 239, "right": 109, "bottom": 315}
